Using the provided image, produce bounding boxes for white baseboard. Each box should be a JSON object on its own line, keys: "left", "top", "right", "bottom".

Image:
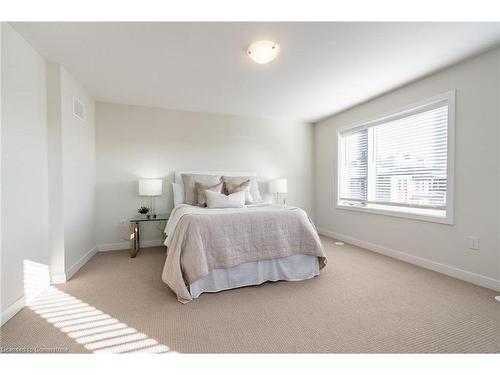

{"left": 98, "top": 239, "right": 164, "bottom": 252}
{"left": 318, "top": 228, "right": 500, "bottom": 292}
{"left": 50, "top": 246, "right": 98, "bottom": 284}
{"left": 67, "top": 246, "right": 98, "bottom": 280}
{"left": 1, "top": 296, "right": 25, "bottom": 326}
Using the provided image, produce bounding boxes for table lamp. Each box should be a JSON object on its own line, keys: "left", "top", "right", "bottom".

{"left": 138, "top": 178, "right": 162, "bottom": 217}
{"left": 269, "top": 178, "right": 287, "bottom": 207}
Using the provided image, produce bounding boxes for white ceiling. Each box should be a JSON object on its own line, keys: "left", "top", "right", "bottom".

{"left": 11, "top": 22, "right": 500, "bottom": 123}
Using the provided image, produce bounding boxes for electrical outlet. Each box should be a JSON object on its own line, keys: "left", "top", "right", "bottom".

{"left": 468, "top": 236, "right": 480, "bottom": 250}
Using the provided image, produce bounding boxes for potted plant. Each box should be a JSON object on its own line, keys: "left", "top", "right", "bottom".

{"left": 138, "top": 206, "right": 150, "bottom": 218}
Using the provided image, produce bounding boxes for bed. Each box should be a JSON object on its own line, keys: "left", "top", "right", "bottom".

{"left": 162, "top": 171, "right": 327, "bottom": 303}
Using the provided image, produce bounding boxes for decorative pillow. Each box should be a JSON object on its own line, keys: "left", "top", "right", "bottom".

{"left": 205, "top": 190, "right": 246, "bottom": 209}
{"left": 224, "top": 179, "right": 253, "bottom": 204}
{"left": 181, "top": 174, "right": 222, "bottom": 205}
{"left": 222, "top": 176, "right": 262, "bottom": 204}
{"left": 195, "top": 181, "right": 223, "bottom": 207}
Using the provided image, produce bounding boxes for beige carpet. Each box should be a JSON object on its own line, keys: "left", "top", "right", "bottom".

{"left": 1, "top": 236, "right": 499, "bottom": 353}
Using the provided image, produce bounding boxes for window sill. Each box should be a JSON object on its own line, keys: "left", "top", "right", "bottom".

{"left": 336, "top": 202, "right": 453, "bottom": 225}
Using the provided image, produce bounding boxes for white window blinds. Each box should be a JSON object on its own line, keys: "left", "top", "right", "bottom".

{"left": 343, "top": 129, "right": 368, "bottom": 202}
{"left": 339, "top": 97, "right": 450, "bottom": 214}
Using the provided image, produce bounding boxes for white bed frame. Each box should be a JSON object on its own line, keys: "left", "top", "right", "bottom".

{"left": 174, "top": 170, "right": 256, "bottom": 184}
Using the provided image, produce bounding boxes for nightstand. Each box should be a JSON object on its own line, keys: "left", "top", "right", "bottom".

{"left": 129, "top": 214, "right": 169, "bottom": 258}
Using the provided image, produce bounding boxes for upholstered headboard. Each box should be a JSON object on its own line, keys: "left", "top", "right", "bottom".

{"left": 174, "top": 171, "right": 257, "bottom": 185}
{"left": 172, "top": 171, "right": 259, "bottom": 207}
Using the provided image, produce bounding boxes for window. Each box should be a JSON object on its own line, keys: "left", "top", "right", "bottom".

{"left": 337, "top": 91, "right": 455, "bottom": 224}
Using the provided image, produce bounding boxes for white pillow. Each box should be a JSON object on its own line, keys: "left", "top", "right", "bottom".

{"left": 205, "top": 190, "right": 246, "bottom": 209}
{"left": 172, "top": 182, "right": 184, "bottom": 206}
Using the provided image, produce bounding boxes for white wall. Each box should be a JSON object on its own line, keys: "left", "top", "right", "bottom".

{"left": 47, "top": 63, "right": 65, "bottom": 280}
{"left": 1, "top": 23, "right": 50, "bottom": 312}
{"left": 47, "top": 63, "right": 96, "bottom": 281}
{"left": 315, "top": 47, "right": 500, "bottom": 289}
{"left": 60, "top": 67, "right": 96, "bottom": 273}
{"left": 2, "top": 25, "right": 96, "bottom": 323}
{"left": 96, "top": 102, "right": 315, "bottom": 248}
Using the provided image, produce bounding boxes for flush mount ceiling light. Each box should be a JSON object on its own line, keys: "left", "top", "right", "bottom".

{"left": 247, "top": 40, "right": 280, "bottom": 64}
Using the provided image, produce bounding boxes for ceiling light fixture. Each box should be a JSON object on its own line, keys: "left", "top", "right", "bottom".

{"left": 247, "top": 40, "right": 280, "bottom": 64}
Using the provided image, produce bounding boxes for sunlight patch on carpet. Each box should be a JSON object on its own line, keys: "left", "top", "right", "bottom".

{"left": 27, "top": 286, "right": 172, "bottom": 354}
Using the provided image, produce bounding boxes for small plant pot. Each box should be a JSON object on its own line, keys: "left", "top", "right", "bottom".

{"left": 146, "top": 214, "right": 151, "bottom": 219}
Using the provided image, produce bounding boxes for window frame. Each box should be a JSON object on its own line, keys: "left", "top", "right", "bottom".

{"left": 335, "top": 90, "right": 455, "bottom": 225}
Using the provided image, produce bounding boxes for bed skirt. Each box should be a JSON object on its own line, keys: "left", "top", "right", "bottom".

{"left": 189, "top": 254, "right": 320, "bottom": 299}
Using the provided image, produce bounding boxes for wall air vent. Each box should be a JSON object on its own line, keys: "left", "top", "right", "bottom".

{"left": 73, "top": 96, "right": 85, "bottom": 121}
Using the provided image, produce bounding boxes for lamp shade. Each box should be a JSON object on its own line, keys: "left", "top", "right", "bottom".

{"left": 138, "top": 178, "right": 162, "bottom": 196}
{"left": 269, "top": 178, "right": 287, "bottom": 194}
